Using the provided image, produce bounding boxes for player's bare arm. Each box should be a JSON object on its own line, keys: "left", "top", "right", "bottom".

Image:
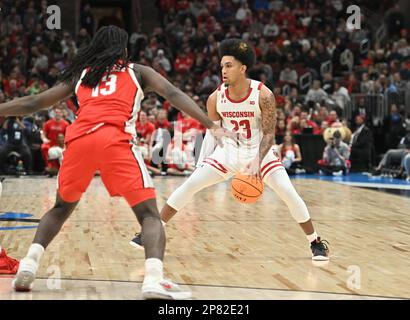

{"left": 0, "top": 83, "right": 73, "bottom": 116}
{"left": 206, "top": 90, "right": 221, "bottom": 122}
{"left": 258, "top": 85, "right": 277, "bottom": 164}
{"left": 137, "top": 64, "right": 215, "bottom": 129}
{"left": 244, "top": 84, "right": 276, "bottom": 178}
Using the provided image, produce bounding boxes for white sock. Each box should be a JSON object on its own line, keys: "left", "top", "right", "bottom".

{"left": 143, "top": 258, "right": 163, "bottom": 285}
{"left": 161, "top": 220, "right": 166, "bottom": 227}
{"left": 307, "top": 231, "right": 318, "bottom": 243}
{"left": 26, "top": 243, "right": 45, "bottom": 264}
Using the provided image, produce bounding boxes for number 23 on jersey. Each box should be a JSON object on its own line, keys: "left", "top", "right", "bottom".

{"left": 231, "top": 119, "right": 251, "bottom": 139}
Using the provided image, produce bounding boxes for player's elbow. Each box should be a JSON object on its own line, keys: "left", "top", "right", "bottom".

{"left": 166, "top": 86, "right": 180, "bottom": 101}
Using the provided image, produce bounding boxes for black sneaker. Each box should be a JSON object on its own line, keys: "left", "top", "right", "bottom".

{"left": 129, "top": 233, "right": 144, "bottom": 250}
{"left": 310, "top": 237, "right": 330, "bottom": 261}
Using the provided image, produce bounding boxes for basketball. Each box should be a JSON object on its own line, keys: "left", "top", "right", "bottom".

{"left": 231, "top": 173, "right": 264, "bottom": 204}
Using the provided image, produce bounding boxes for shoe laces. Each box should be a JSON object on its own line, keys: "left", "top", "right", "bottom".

{"left": 312, "top": 237, "right": 329, "bottom": 251}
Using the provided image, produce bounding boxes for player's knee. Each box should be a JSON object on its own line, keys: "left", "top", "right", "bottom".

{"left": 53, "top": 198, "right": 77, "bottom": 216}
{"left": 132, "top": 199, "right": 160, "bottom": 224}
{"left": 180, "top": 177, "right": 206, "bottom": 194}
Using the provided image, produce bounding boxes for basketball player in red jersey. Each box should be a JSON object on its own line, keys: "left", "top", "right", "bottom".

{"left": 131, "top": 39, "right": 330, "bottom": 261}
{"left": 0, "top": 26, "right": 230, "bottom": 299}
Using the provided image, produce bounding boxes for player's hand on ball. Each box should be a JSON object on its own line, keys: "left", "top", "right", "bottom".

{"left": 244, "top": 157, "right": 261, "bottom": 179}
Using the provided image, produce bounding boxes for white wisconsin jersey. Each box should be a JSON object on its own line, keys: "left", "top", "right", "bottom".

{"left": 216, "top": 79, "right": 262, "bottom": 150}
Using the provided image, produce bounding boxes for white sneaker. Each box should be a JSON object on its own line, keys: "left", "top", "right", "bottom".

{"left": 142, "top": 279, "right": 191, "bottom": 300}
{"left": 332, "top": 170, "right": 343, "bottom": 176}
{"left": 12, "top": 257, "right": 38, "bottom": 292}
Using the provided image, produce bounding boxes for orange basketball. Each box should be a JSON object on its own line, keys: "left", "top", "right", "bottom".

{"left": 231, "top": 173, "right": 264, "bottom": 204}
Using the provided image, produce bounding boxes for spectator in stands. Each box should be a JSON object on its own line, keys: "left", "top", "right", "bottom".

{"left": 80, "top": 3, "right": 95, "bottom": 35}
{"left": 319, "top": 120, "right": 329, "bottom": 135}
{"left": 279, "top": 64, "right": 298, "bottom": 85}
{"left": 383, "top": 103, "right": 406, "bottom": 150}
{"left": 155, "top": 49, "right": 172, "bottom": 74}
{"left": 0, "top": 116, "right": 32, "bottom": 174}
{"left": 346, "top": 73, "right": 360, "bottom": 94}
{"left": 313, "top": 106, "right": 328, "bottom": 125}
{"left": 288, "top": 87, "right": 303, "bottom": 106}
{"left": 165, "top": 137, "right": 195, "bottom": 176}
{"left": 305, "top": 80, "right": 328, "bottom": 105}
{"left": 332, "top": 81, "right": 351, "bottom": 111}
{"left": 288, "top": 116, "right": 301, "bottom": 135}
{"left": 350, "top": 115, "right": 374, "bottom": 172}
{"left": 317, "top": 130, "right": 350, "bottom": 176}
{"left": 142, "top": 93, "right": 162, "bottom": 113}
{"left": 40, "top": 108, "right": 70, "bottom": 174}
{"left": 136, "top": 111, "right": 156, "bottom": 160}
{"left": 399, "top": 61, "right": 410, "bottom": 80}
{"left": 322, "top": 73, "right": 334, "bottom": 95}
{"left": 275, "top": 119, "right": 287, "bottom": 144}
{"left": 326, "top": 110, "right": 339, "bottom": 127}
{"left": 263, "top": 15, "right": 280, "bottom": 38}
{"left": 386, "top": 4, "right": 405, "bottom": 37}
{"left": 360, "top": 72, "right": 374, "bottom": 94}
{"left": 46, "top": 133, "right": 65, "bottom": 176}
{"left": 31, "top": 46, "right": 49, "bottom": 75}
{"left": 278, "top": 132, "right": 304, "bottom": 175}
{"left": 77, "top": 28, "right": 92, "bottom": 49}
{"left": 300, "top": 111, "right": 320, "bottom": 134}
{"left": 155, "top": 109, "right": 172, "bottom": 131}
{"left": 174, "top": 49, "right": 194, "bottom": 74}
{"left": 373, "top": 133, "right": 410, "bottom": 180}
{"left": 389, "top": 72, "right": 407, "bottom": 92}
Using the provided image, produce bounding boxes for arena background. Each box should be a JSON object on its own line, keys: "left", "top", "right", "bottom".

{"left": 0, "top": 0, "right": 409, "bottom": 177}
{"left": 1, "top": 0, "right": 410, "bottom": 303}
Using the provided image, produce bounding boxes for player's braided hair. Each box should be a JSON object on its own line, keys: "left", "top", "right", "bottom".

{"left": 60, "top": 25, "right": 130, "bottom": 89}
{"left": 218, "top": 38, "right": 256, "bottom": 71}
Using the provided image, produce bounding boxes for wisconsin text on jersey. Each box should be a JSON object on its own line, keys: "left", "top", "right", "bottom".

{"left": 220, "top": 111, "right": 255, "bottom": 118}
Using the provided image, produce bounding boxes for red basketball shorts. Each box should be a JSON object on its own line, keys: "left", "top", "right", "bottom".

{"left": 57, "top": 125, "right": 156, "bottom": 206}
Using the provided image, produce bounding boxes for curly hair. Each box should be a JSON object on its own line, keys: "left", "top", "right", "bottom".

{"left": 218, "top": 38, "right": 256, "bottom": 70}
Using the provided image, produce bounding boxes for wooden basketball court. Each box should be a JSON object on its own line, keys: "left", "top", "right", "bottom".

{"left": 0, "top": 176, "right": 409, "bottom": 299}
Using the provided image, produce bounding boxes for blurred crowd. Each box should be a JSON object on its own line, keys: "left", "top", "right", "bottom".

{"left": 0, "top": 0, "right": 409, "bottom": 178}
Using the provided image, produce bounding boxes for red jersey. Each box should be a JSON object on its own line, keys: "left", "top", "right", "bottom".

{"left": 65, "top": 63, "right": 144, "bottom": 143}
{"left": 136, "top": 121, "right": 156, "bottom": 140}
{"left": 155, "top": 119, "right": 171, "bottom": 130}
{"left": 43, "top": 119, "right": 70, "bottom": 146}
{"left": 181, "top": 118, "right": 200, "bottom": 133}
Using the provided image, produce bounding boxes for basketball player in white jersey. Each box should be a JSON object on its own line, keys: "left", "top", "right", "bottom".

{"left": 131, "top": 39, "right": 330, "bottom": 260}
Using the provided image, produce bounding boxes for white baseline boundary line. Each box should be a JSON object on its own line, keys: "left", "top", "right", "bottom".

{"left": 336, "top": 181, "right": 410, "bottom": 190}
